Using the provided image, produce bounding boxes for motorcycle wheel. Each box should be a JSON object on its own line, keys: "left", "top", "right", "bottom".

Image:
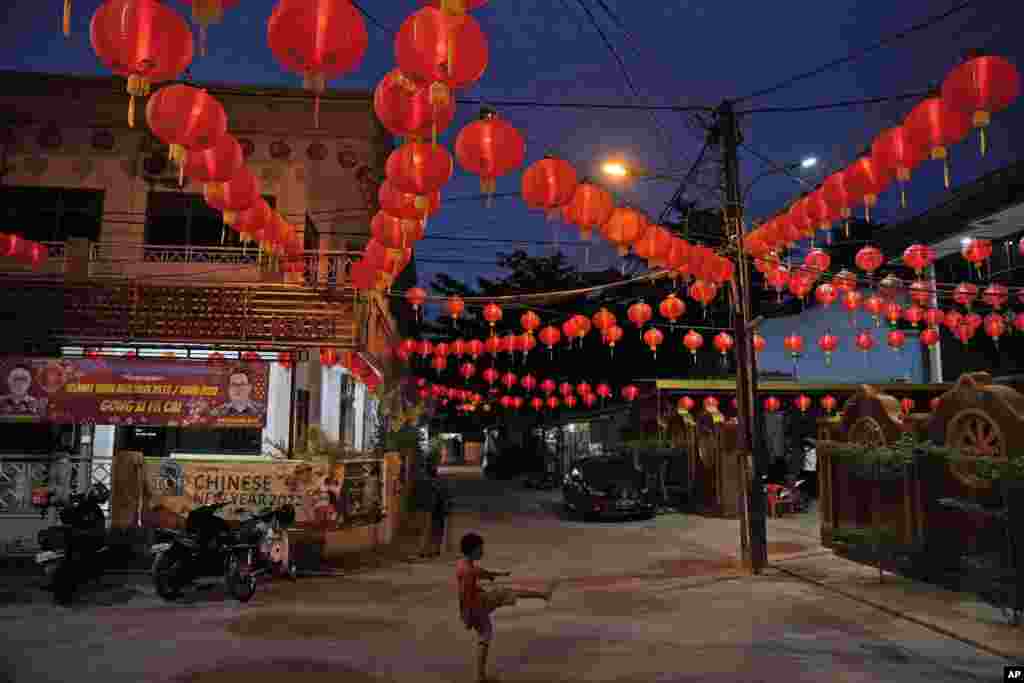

{"left": 287, "top": 562, "right": 298, "bottom": 581}
{"left": 152, "top": 550, "right": 185, "bottom": 601}
{"left": 225, "top": 554, "right": 257, "bottom": 603}
{"left": 52, "top": 561, "right": 75, "bottom": 605}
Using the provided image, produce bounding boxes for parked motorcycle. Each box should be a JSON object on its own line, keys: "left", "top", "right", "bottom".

{"left": 223, "top": 504, "right": 298, "bottom": 596}
{"left": 35, "top": 483, "right": 110, "bottom": 605}
{"left": 150, "top": 500, "right": 242, "bottom": 601}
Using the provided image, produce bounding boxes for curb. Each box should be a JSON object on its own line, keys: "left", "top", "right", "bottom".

{"left": 771, "top": 562, "right": 1018, "bottom": 663}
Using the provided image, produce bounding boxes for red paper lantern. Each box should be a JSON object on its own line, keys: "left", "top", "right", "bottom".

{"left": 795, "top": 394, "right": 812, "bottom": 413}
{"left": 643, "top": 328, "right": 664, "bottom": 357}
{"left": 482, "top": 367, "right": 499, "bottom": 385}
{"left": 499, "top": 395, "right": 513, "bottom": 409}
{"left": 788, "top": 272, "right": 813, "bottom": 300}
{"left": 713, "top": 332, "right": 734, "bottom": 357}
{"left": 863, "top": 295, "right": 884, "bottom": 324}
{"left": 677, "top": 396, "right": 695, "bottom": 414}
{"left": 405, "top": 287, "right": 428, "bottom": 314}
{"left": 961, "top": 238, "right": 992, "bottom": 269}
{"left": 545, "top": 396, "right": 560, "bottom": 410}
{"left": 395, "top": 7, "right": 488, "bottom": 94}
{"left": 540, "top": 378, "right": 556, "bottom": 395}
{"left": 459, "top": 362, "right": 476, "bottom": 382}
{"left": 683, "top": 330, "right": 704, "bottom": 358}
{"left": 521, "top": 374, "right": 537, "bottom": 392}
{"left": 842, "top": 291, "right": 863, "bottom": 320}
{"left": 920, "top": 327, "right": 940, "bottom": 348}
{"left": 930, "top": 396, "right": 942, "bottom": 412}
{"left": 804, "top": 248, "right": 831, "bottom": 278}
{"left": 560, "top": 319, "right": 579, "bottom": 347}
{"left": 370, "top": 211, "right": 425, "bottom": 250}
{"left": 559, "top": 381, "right": 574, "bottom": 398}
{"left": 783, "top": 333, "right": 804, "bottom": 358}
{"left": 571, "top": 314, "right": 591, "bottom": 343}
{"left": 752, "top": 333, "right": 767, "bottom": 355}
{"left": 887, "top": 329, "right": 907, "bottom": 351}
{"left": 885, "top": 302, "right": 903, "bottom": 327}
{"left": 521, "top": 156, "right": 578, "bottom": 211}
{"left": 944, "top": 310, "right": 963, "bottom": 331}
{"left": 821, "top": 395, "right": 838, "bottom": 414}
{"left": 455, "top": 109, "right": 525, "bottom": 196}
{"left": 145, "top": 84, "right": 226, "bottom": 177}
{"left": 633, "top": 225, "right": 673, "bottom": 266}
{"left": 503, "top": 333, "right": 519, "bottom": 356}
{"left": 431, "top": 355, "right": 448, "bottom": 375}
{"left": 582, "top": 394, "right": 597, "bottom": 408}
{"left": 1015, "top": 312, "right": 1024, "bottom": 333}
{"left": 566, "top": 183, "right": 615, "bottom": 240}
{"left": 658, "top": 294, "right": 685, "bottom": 323}
{"left": 900, "top": 398, "right": 915, "bottom": 415}
{"left": 386, "top": 141, "right": 453, "bottom": 195}
{"left": 854, "top": 246, "right": 884, "bottom": 274}
{"left": 855, "top": 330, "right": 875, "bottom": 353}
{"left": 822, "top": 171, "right": 853, "bottom": 223}
{"left": 901, "top": 244, "right": 936, "bottom": 275}
{"left": 602, "top": 207, "right": 649, "bottom": 256}
{"left": 204, "top": 167, "right": 259, "bottom": 228}
{"left": 465, "top": 339, "right": 483, "bottom": 359}
{"left": 689, "top": 279, "right": 718, "bottom": 308}
{"left": 433, "top": 342, "right": 450, "bottom": 359}
{"left": 538, "top": 325, "right": 561, "bottom": 352}
{"left": 564, "top": 395, "right": 578, "bottom": 409}
{"left": 320, "top": 347, "right": 339, "bottom": 366}
{"left": 415, "top": 340, "right": 434, "bottom": 358}
{"left": 482, "top": 302, "right": 503, "bottom": 329}
{"left": 953, "top": 282, "right": 978, "bottom": 308}
{"left": 445, "top": 296, "right": 465, "bottom": 321}
{"left": 183, "top": 133, "right": 243, "bottom": 188}
{"left": 379, "top": 180, "right": 441, "bottom": 223}
{"left": 520, "top": 333, "right": 536, "bottom": 357}
{"left": 90, "top": 0, "right": 194, "bottom": 126}
{"left": 818, "top": 331, "right": 839, "bottom": 366}
{"left": 942, "top": 53, "right": 1021, "bottom": 156}
{"left": 903, "top": 305, "right": 924, "bottom": 327}
{"left": 872, "top": 125, "right": 925, "bottom": 208}
{"left": 832, "top": 269, "right": 857, "bottom": 292}
{"left": 621, "top": 385, "right": 639, "bottom": 402}
{"left": 764, "top": 396, "right": 781, "bottom": 413}
{"left": 373, "top": 69, "right": 455, "bottom": 142}
{"left": 924, "top": 307, "right": 945, "bottom": 328}
{"left": 268, "top": 0, "right": 368, "bottom": 126}
{"left": 815, "top": 283, "right": 838, "bottom": 307}
{"left": 603, "top": 325, "right": 624, "bottom": 352}
{"left": 530, "top": 397, "right": 544, "bottom": 412}
{"left": 903, "top": 93, "right": 972, "bottom": 188}
{"left": 982, "top": 284, "right": 1008, "bottom": 310}
{"left": 484, "top": 336, "right": 501, "bottom": 357}
{"left": 627, "top": 301, "right": 653, "bottom": 333}
{"left": 596, "top": 383, "right": 612, "bottom": 399}
{"left": 766, "top": 264, "right": 790, "bottom": 295}
{"left": 845, "top": 155, "right": 892, "bottom": 221}
{"left": 520, "top": 310, "right": 541, "bottom": 334}
{"left": 984, "top": 313, "right": 1006, "bottom": 342}
{"left": 576, "top": 382, "right": 591, "bottom": 397}
{"left": 703, "top": 396, "right": 719, "bottom": 413}
{"left": 592, "top": 308, "right": 617, "bottom": 333}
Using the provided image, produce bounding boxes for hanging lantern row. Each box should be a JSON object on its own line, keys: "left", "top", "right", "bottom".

{"left": 142, "top": 82, "right": 303, "bottom": 268}
{"left": 744, "top": 53, "right": 1019, "bottom": 260}
{"left": 0, "top": 233, "right": 49, "bottom": 270}
{"left": 317, "top": 347, "right": 382, "bottom": 392}
{"left": 675, "top": 392, "right": 941, "bottom": 417}
{"left": 414, "top": 379, "right": 638, "bottom": 413}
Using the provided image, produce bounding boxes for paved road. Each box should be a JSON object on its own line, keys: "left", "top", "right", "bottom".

{"left": 0, "top": 471, "right": 1011, "bottom": 682}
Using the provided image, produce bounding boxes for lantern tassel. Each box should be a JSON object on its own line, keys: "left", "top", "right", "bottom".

{"left": 63, "top": 0, "right": 71, "bottom": 36}
{"left": 980, "top": 126, "right": 987, "bottom": 157}
{"left": 221, "top": 224, "right": 226, "bottom": 245}
{"left": 900, "top": 184, "right": 907, "bottom": 209}
{"left": 128, "top": 95, "right": 136, "bottom": 128}
{"left": 943, "top": 158, "right": 951, "bottom": 189}
{"left": 314, "top": 94, "right": 321, "bottom": 129}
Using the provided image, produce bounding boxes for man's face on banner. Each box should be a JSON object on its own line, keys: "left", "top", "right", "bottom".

{"left": 7, "top": 368, "right": 31, "bottom": 397}
{"left": 228, "top": 372, "right": 251, "bottom": 405}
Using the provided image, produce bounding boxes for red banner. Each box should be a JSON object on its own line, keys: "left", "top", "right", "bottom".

{"left": 0, "top": 357, "right": 269, "bottom": 428}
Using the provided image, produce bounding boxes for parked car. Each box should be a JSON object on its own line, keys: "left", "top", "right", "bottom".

{"left": 562, "top": 456, "right": 655, "bottom": 521}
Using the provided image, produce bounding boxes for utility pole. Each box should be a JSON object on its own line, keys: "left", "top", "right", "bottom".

{"left": 717, "top": 101, "right": 768, "bottom": 573}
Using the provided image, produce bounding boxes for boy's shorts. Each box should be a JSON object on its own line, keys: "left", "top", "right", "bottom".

{"left": 462, "top": 588, "right": 517, "bottom": 643}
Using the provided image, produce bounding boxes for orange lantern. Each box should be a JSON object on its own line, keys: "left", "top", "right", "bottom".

{"left": 373, "top": 68, "right": 456, "bottom": 143}
{"left": 942, "top": 53, "right": 1021, "bottom": 156}
{"left": 659, "top": 294, "right": 685, "bottom": 323}
{"left": 145, "top": 84, "right": 226, "bottom": 183}
{"left": 483, "top": 302, "right": 502, "bottom": 330}
{"left": 677, "top": 396, "right": 695, "bottom": 414}
{"left": 395, "top": 7, "right": 489, "bottom": 97}
{"left": 592, "top": 308, "right": 616, "bottom": 334}
{"left": 621, "top": 385, "right": 639, "bottom": 402}
{"left": 683, "top": 330, "right": 703, "bottom": 360}
{"left": 903, "top": 92, "right": 972, "bottom": 188}
{"left": 689, "top": 280, "right": 718, "bottom": 309}
{"left": 643, "top": 328, "right": 664, "bottom": 357}
{"left": 783, "top": 333, "right": 804, "bottom": 359}
{"left": 204, "top": 167, "right": 259, "bottom": 235}
{"left": 821, "top": 395, "right": 838, "bottom": 414}
{"left": 268, "top": 0, "right": 368, "bottom": 127}
{"left": 571, "top": 314, "right": 591, "bottom": 345}
{"left": 817, "top": 330, "right": 839, "bottom": 366}
{"left": 445, "top": 296, "right": 465, "bottom": 322}
{"left": 633, "top": 225, "right": 673, "bottom": 266}
{"left": 603, "top": 325, "right": 624, "bottom": 356}
{"left": 371, "top": 211, "right": 425, "bottom": 250}
{"left": 566, "top": 182, "right": 615, "bottom": 241}
{"left": 455, "top": 108, "right": 525, "bottom": 196}
{"left": 872, "top": 125, "right": 925, "bottom": 208}
{"left": 627, "top": 301, "right": 653, "bottom": 335}
{"left": 794, "top": 394, "right": 812, "bottom": 413}
{"left": 386, "top": 141, "right": 454, "bottom": 196}
{"left": 764, "top": 396, "right": 781, "bottom": 413}
{"left": 521, "top": 155, "right": 578, "bottom": 211}
{"left": 602, "top": 206, "right": 649, "bottom": 256}
{"left": 90, "top": 0, "right": 194, "bottom": 126}
{"left": 379, "top": 179, "right": 441, "bottom": 222}
{"left": 752, "top": 333, "right": 766, "bottom": 355}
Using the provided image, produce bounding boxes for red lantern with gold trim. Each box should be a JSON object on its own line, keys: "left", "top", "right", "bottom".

{"left": 821, "top": 395, "right": 838, "bottom": 414}
{"left": 621, "top": 385, "right": 639, "bottom": 403}
{"left": 386, "top": 141, "right": 453, "bottom": 196}
{"left": 795, "top": 394, "right": 812, "bottom": 413}
{"left": 602, "top": 206, "right": 648, "bottom": 256}
{"left": 942, "top": 53, "right": 1021, "bottom": 156}
{"left": 658, "top": 294, "right": 685, "bottom": 324}
{"left": 818, "top": 330, "right": 839, "bottom": 366}
{"left": 373, "top": 69, "right": 455, "bottom": 143}
{"left": 455, "top": 108, "right": 525, "bottom": 197}
{"left": 395, "top": 7, "right": 488, "bottom": 96}
{"left": 903, "top": 92, "right": 972, "bottom": 188}
{"left": 764, "top": 396, "right": 781, "bottom": 413}
{"left": 146, "top": 84, "right": 226, "bottom": 181}
{"left": 872, "top": 125, "right": 925, "bottom": 208}
{"left": 845, "top": 155, "right": 892, "bottom": 222}
{"left": 566, "top": 182, "right": 615, "bottom": 241}
{"left": 521, "top": 155, "right": 578, "bottom": 211}
{"left": 643, "top": 327, "right": 664, "bottom": 358}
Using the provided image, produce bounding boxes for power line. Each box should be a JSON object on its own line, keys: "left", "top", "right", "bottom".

{"left": 736, "top": 90, "right": 931, "bottom": 115}
{"left": 733, "top": 1, "right": 978, "bottom": 104}
{"left": 351, "top": 1, "right": 395, "bottom": 34}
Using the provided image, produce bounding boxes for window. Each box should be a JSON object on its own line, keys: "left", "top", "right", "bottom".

{"left": 117, "top": 425, "right": 263, "bottom": 458}
{"left": 144, "top": 192, "right": 276, "bottom": 247}
{"left": 0, "top": 186, "right": 103, "bottom": 243}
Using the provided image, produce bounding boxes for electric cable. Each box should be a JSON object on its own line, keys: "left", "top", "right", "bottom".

{"left": 733, "top": 1, "right": 978, "bottom": 104}
{"left": 736, "top": 90, "right": 932, "bottom": 115}
{"left": 351, "top": 1, "right": 395, "bottom": 34}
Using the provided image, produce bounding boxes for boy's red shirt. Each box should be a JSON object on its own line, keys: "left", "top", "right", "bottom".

{"left": 456, "top": 558, "right": 482, "bottom": 613}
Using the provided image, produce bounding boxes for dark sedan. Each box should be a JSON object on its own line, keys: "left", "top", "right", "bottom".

{"left": 562, "top": 457, "right": 656, "bottom": 521}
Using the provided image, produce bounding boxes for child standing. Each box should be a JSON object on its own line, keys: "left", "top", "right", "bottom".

{"left": 456, "top": 532, "right": 554, "bottom": 683}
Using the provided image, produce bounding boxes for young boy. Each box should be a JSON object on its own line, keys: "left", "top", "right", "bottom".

{"left": 456, "top": 532, "right": 554, "bottom": 683}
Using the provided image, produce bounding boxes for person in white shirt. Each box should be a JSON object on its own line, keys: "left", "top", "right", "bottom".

{"left": 800, "top": 438, "right": 817, "bottom": 499}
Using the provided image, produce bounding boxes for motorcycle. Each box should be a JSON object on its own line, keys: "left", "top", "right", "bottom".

{"left": 151, "top": 501, "right": 251, "bottom": 602}
{"left": 35, "top": 483, "right": 110, "bottom": 605}
{"left": 223, "top": 504, "right": 298, "bottom": 596}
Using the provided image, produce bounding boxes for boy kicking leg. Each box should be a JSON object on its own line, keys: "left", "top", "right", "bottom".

{"left": 456, "top": 532, "right": 555, "bottom": 682}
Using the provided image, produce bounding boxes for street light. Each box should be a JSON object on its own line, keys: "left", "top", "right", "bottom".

{"left": 800, "top": 156, "right": 818, "bottom": 169}
{"left": 602, "top": 161, "right": 630, "bottom": 178}
{"left": 600, "top": 159, "right": 684, "bottom": 183}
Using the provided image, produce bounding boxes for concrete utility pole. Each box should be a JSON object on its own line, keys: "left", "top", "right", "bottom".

{"left": 718, "top": 101, "right": 768, "bottom": 573}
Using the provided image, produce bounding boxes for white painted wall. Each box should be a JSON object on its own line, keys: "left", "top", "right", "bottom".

{"left": 261, "top": 363, "right": 292, "bottom": 456}
{"left": 353, "top": 382, "right": 367, "bottom": 451}
{"left": 320, "top": 365, "right": 343, "bottom": 443}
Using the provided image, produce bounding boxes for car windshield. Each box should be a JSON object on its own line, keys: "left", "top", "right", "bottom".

{"left": 581, "top": 460, "right": 640, "bottom": 485}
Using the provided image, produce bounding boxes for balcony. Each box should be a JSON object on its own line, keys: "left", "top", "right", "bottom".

{"left": 2, "top": 241, "right": 362, "bottom": 288}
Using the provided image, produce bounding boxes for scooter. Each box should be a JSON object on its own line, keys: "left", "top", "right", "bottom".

{"left": 35, "top": 487, "right": 109, "bottom": 605}
{"left": 226, "top": 505, "right": 298, "bottom": 587}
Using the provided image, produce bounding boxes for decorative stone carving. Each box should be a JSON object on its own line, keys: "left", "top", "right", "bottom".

{"left": 337, "top": 146, "right": 358, "bottom": 169}
{"left": 839, "top": 384, "right": 906, "bottom": 446}
{"left": 269, "top": 140, "right": 291, "bottom": 160}
{"left": 306, "top": 142, "right": 327, "bottom": 161}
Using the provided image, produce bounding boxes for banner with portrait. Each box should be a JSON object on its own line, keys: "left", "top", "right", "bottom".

{"left": 0, "top": 357, "right": 269, "bottom": 427}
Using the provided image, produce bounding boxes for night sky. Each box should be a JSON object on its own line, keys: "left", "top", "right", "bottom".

{"left": 1, "top": 1, "right": 1022, "bottom": 293}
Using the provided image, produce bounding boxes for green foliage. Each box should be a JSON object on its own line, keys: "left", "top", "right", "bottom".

{"left": 831, "top": 525, "right": 903, "bottom": 549}
{"left": 289, "top": 426, "right": 364, "bottom": 467}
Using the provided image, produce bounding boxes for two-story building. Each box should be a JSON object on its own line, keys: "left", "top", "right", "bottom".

{"left": 0, "top": 71, "right": 406, "bottom": 552}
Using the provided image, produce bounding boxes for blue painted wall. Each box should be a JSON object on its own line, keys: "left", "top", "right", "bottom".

{"left": 757, "top": 305, "right": 926, "bottom": 384}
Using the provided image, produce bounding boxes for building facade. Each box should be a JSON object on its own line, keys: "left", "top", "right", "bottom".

{"left": 0, "top": 72, "right": 399, "bottom": 552}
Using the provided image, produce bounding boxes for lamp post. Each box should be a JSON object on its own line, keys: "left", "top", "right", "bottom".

{"left": 601, "top": 160, "right": 686, "bottom": 183}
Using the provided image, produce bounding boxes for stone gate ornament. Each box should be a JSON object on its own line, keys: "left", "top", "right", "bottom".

{"left": 269, "top": 140, "right": 291, "bottom": 160}
{"left": 306, "top": 142, "right": 328, "bottom": 161}
{"left": 337, "top": 146, "right": 358, "bottom": 169}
